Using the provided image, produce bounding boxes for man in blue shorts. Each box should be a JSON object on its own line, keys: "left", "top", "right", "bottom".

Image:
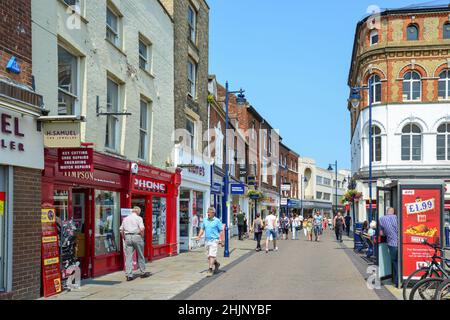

{"left": 265, "top": 210, "right": 278, "bottom": 253}
{"left": 313, "top": 210, "right": 323, "bottom": 242}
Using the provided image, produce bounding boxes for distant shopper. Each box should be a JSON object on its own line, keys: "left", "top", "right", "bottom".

{"left": 323, "top": 215, "right": 328, "bottom": 231}
{"left": 120, "top": 207, "right": 151, "bottom": 281}
{"left": 236, "top": 210, "right": 245, "bottom": 240}
{"left": 313, "top": 210, "right": 324, "bottom": 241}
{"left": 292, "top": 214, "right": 301, "bottom": 240}
{"left": 243, "top": 216, "right": 248, "bottom": 239}
{"left": 345, "top": 213, "right": 352, "bottom": 237}
{"left": 281, "top": 213, "right": 290, "bottom": 240}
{"left": 253, "top": 213, "right": 263, "bottom": 251}
{"left": 379, "top": 207, "right": 399, "bottom": 287}
{"left": 305, "top": 215, "right": 314, "bottom": 241}
{"left": 333, "top": 211, "right": 346, "bottom": 242}
{"left": 265, "top": 210, "right": 278, "bottom": 253}
{"left": 195, "top": 207, "right": 224, "bottom": 277}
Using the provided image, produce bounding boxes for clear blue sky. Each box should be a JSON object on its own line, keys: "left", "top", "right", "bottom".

{"left": 208, "top": 0, "right": 444, "bottom": 170}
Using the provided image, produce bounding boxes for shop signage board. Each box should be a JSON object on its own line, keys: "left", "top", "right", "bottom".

{"left": 43, "top": 122, "right": 81, "bottom": 148}
{"left": 133, "top": 176, "right": 167, "bottom": 194}
{"left": 281, "top": 183, "right": 291, "bottom": 192}
{"left": 247, "top": 176, "right": 256, "bottom": 186}
{"left": 230, "top": 183, "right": 245, "bottom": 195}
{"left": 58, "top": 148, "right": 94, "bottom": 173}
{"left": 41, "top": 208, "right": 62, "bottom": 298}
{"left": 281, "top": 198, "right": 288, "bottom": 206}
{"left": 400, "top": 187, "right": 443, "bottom": 280}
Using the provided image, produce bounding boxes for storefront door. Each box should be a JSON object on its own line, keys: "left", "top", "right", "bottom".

{"left": 179, "top": 190, "right": 190, "bottom": 252}
{"left": 72, "top": 189, "right": 91, "bottom": 278}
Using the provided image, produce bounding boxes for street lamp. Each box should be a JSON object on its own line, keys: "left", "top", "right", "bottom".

{"left": 349, "top": 77, "right": 374, "bottom": 223}
{"left": 328, "top": 161, "right": 338, "bottom": 216}
{"left": 300, "top": 175, "right": 308, "bottom": 217}
{"left": 223, "top": 81, "right": 246, "bottom": 258}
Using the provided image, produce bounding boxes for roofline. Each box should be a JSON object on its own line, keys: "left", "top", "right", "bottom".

{"left": 347, "top": 4, "right": 450, "bottom": 85}
{"left": 157, "top": 0, "right": 174, "bottom": 23}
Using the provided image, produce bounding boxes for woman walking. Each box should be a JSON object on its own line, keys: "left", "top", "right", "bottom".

{"left": 305, "top": 215, "right": 314, "bottom": 241}
{"left": 252, "top": 213, "right": 263, "bottom": 251}
{"left": 281, "top": 213, "right": 290, "bottom": 240}
{"left": 333, "top": 211, "right": 346, "bottom": 242}
{"left": 292, "top": 213, "right": 301, "bottom": 240}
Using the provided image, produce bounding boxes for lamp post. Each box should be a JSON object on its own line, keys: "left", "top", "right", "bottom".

{"left": 328, "top": 161, "right": 338, "bottom": 216}
{"left": 222, "top": 81, "right": 246, "bottom": 258}
{"left": 349, "top": 77, "right": 374, "bottom": 223}
{"left": 300, "top": 175, "right": 307, "bottom": 217}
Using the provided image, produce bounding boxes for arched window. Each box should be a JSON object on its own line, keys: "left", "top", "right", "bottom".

{"left": 402, "top": 71, "right": 421, "bottom": 101}
{"left": 444, "top": 22, "right": 450, "bottom": 39}
{"left": 401, "top": 124, "right": 422, "bottom": 161}
{"left": 371, "top": 125, "right": 382, "bottom": 162}
{"left": 438, "top": 70, "right": 450, "bottom": 100}
{"left": 370, "top": 30, "right": 379, "bottom": 46}
{"left": 369, "top": 74, "right": 382, "bottom": 104}
{"left": 407, "top": 24, "right": 419, "bottom": 41}
{"left": 437, "top": 123, "right": 450, "bottom": 160}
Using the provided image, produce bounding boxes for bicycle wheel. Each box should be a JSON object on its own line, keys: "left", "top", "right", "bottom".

{"left": 434, "top": 279, "right": 450, "bottom": 300}
{"left": 402, "top": 267, "right": 441, "bottom": 300}
{"left": 409, "top": 278, "right": 444, "bottom": 300}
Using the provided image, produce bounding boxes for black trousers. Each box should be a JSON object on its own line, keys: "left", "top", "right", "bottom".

{"left": 346, "top": 225, "right": 351, "bottom": 236}
{"left": 255, "top": 232, "right": 262, "bottom": 249}
{"left": 238, "top": 225, "right": 244, "bottom": 239}
{"left": 335, "top": 227, "right": 343, "bottom": 241}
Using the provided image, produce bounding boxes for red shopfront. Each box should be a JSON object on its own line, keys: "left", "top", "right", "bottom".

{"left": 129, "top": 164, "right": 181, "bottom": 261}
{"left": 42, "top": 149, "right": 130, "bottom": 278}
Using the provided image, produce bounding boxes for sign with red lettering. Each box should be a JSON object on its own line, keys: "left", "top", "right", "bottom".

{"left": 400, "top": 188, "right": 442, "bottom": 280}
{"left": 133, "top": 176, "right": 167, "bottom": 194}
{"left": 41, "top": 208, "right": 62, "bottom": 298}
{"left": 58, "top": 148, "right": 94, "bottom": 173}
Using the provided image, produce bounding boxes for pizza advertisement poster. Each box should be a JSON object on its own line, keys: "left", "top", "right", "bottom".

{"left": 400, "top": 188, "right": 442, "bottom": 279}
{"left": 41, "top": 208, "right": 62, "bottom": 297}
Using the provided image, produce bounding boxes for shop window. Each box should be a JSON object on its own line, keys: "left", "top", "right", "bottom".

{"left": 54, "top": 190, "right": 69, "bottom": 224}
{"left": 193, "top": 192, "right": 204, "bottom": 237}
{"left": 0, "top": 167, "right": 6, "bottom": 291}
{"left": 152, "top": 197, "right": 167, "bottom": 245}
{"left": 94, "top": 191, "right": 120, "bottom": 256}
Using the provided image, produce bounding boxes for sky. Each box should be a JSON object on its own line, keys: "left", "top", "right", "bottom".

{"left": 208, "top": 0, "right": 447, "bottom": 170}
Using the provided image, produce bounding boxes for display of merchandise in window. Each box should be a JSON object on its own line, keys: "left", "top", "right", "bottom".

{"left": 152, "top": 197, "right": 167, "bottom": 245}
{"left": 95, "top": 191, "right": 120, "bottom": 255}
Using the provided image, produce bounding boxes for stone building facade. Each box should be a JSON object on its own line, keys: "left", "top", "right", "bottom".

{"left": 348, "top": 5, "right": 450, "bottom": 222}
{"left": 0, "top": 0, "right": 44, "bottom": 300}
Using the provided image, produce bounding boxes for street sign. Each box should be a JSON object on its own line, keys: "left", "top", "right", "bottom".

{"left": 247, "top": 176, "right": 256, "bottom": 186}
{"left": 231, "top": 183, "right": 245, "bottom": 195}
{"left": 239, "top": 165, "right": 247, "bottom": 178}
{"left": 281, "top": 183, "right": 291, "bottom": 192}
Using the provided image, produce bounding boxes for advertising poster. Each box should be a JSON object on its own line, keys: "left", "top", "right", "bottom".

{"left": 401, "top": 188, "right": 442, "bottom": 279}
{"left": 41, "top": 208, "right": 62, "bottom": 297}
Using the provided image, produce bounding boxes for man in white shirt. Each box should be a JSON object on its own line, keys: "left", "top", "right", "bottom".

{"left": 120, "top": 207, "right": 151, "bottom": 281}
{"left": 265, "top": 210, "right": 278, "bottom": 253}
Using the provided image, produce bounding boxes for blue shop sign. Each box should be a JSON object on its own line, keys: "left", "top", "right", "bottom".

{"left": 6, "top": 56, "right": 21, "bottom": 74}
{"left": 211, "top": 182, "right": 222, "bottom": 195}
{"left": 230, "top": 183, "right": 245, "bottom": 195}
{"left": 288, "top": 199, "right": 300, "bottom": 207}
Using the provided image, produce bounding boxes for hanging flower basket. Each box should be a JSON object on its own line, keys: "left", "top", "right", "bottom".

{"left": 342, "top": 189, "right": 363, "bottom": 203}
{"left": 247, "top": 190, "right": 264, "bottom": 200}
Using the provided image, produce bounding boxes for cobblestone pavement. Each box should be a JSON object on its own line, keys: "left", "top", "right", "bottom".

{"left": 42, "top": 237, "right": 256, "bottom": 300}
{"left": 182, "top": 230, "right": 395, "bottom": 300}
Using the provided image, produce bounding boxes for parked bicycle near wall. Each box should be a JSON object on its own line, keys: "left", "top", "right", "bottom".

{"left": 434, "top": 278, "right": 450, "bottom": 300}
{"left": 403, "top": 241, "right": 450, "bottom": 300}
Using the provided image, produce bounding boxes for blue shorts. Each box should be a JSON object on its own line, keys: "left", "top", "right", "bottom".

{"left": 313, "top": 225, "right": 322, "bottom": 235}
{"left": 266, "top": 229, "right": 277, "bottom": 239}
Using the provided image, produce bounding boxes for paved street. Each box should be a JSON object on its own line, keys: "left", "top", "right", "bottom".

{"left": 180, "top": 230, "right": 390, "bottom": 300}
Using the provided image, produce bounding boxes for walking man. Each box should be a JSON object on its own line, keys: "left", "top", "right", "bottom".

{"left": 379, "top": 207, "right": 399, "bottom": 287}
{"left": 265, "top": 210, "right": 278, "bottom": 253}
{"left": 313, "top": 210, "right": 323, "bottom": 241}
{"left": 344, "top": 212, "right": 352, "bottom": 237}
{"left": 333, "top": 211, "right": 346, "bottom": 242}
{"left": 236, "top": 210, "right": 245, "bottom": 240}
{"left": 195, "top": 207, "right": 224, "bottom": 277}
{"left": 120, "top": 207, "right": 151, "bottom": 281}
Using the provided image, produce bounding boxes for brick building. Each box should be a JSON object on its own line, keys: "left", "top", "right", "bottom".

{"left": 279, "top": 142, "right": 300, "bottom": 215}
{"left": 0, "top": 0, "right": 44, "bottom": 299}
{"left": 348, "top": 4, "right": 450, "bottom": 222}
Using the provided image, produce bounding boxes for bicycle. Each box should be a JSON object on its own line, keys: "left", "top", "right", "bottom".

{"left": 434, "top": 278, "right": 450, "bottom": 300}
{"left": 402, "top": 241, "right": 450, "bottom": 300}
{"left": 409, "top": 277, "right": 445, "bottom": 300}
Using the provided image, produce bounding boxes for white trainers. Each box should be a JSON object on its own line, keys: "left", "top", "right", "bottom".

{"left": 275, "top": 247, "right": 279, "bottom": 251}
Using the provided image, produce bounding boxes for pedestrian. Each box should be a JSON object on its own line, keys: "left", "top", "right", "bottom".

{"left": 379, "top": 207, "right": 399, "bottom": 287}
{"left": 345, "top": 212, "right": 352, "bottom": 237}
{"left": 323, "top": 215, "right": 328, "bottom": 231}
{"left": 252, "top": 213, "right": 263, "bottom": 251}
{"left": 236, "top": 210, "right": 245, "bottom": 240}
{"left": 292, "top": 213, "right": 301, "bottom": 240}
{"left": 119, "top": 207, "right": 151, "bottom": 281}
{"left": 195, "top": 207, "right": 224, "bottom": 277}
{"left": 281, "top": 213, "right": 290, "bottom": 240}
{"left": 275, "top": 212, "right": 282, "bottom": 240}
{"left": 243, "top": 216, "right": 248, "bottom": 239}
{"left": 305, "top": 215, "right": 314, "bottom": 241}
{"left": 265, "top": 210, "right": 278, "bottom": 253}
{"left": 313, "top": 210, "right": 324, "bottom": 241}
{"left": 333, "top": 211, "right": 346, "bottom": 242}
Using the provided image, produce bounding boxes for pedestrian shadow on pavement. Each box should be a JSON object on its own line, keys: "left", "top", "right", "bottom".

{"left": 81, "top": 280, "right": 122, "bottom": 286}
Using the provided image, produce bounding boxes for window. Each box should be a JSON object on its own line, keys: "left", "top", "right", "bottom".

{"left": 64, "top": 0, "right": 80, "bottom": 7}
{"left": 94, "top": 191, "right": 120, "bottom": 256}
{"left": 188, "top": 5, "right": 197, "bottom": 44}
{"left": 105, "top": 78, "right": 120, "bottom": 150}
{"left": 106, "top": 6, "right": 119, "bottom": 46}
{"left": 316, "top": 192, "right": 323, "bottom": 200}
{"left": 323, "top": 178, "right": 331, "bottom": 186}
{"left": 268, "top": 136, "right": 272, "bottom": 155}
{"left": 152, "top": 197, "right": 167, "bottom": 245}
{"left": 323, "top": 193, "right": 331, "bottom": 201}
{"left": 251, "top": 121, "right": 256, "bottom": 140}
{"left": 138, "top": 100, "right": 151, "bottom": 160}
{"left": 369, "top": 74, "right": 381, "bottom": 104}
{"left": 437, "top": 123, "right": 450, "bottom": 160}
{"left": 438, "top": 70, "right": 450, "bottom": 100}
{"left": 139, "top": 38, "right": 152, "bottom": 72}
{"left": 316, "top": 176, "right": 323, "bottom": 185}
{"left": 444, "top": 22, "right": 450, "bottom": 39}
{"left": 262, "top": 160, "right": 268, "bottom": 183}
{"left": 401, "top": 124, "right": 422, "bottom": 161}
{"left": 187, "top": 59, "right": 197, "bottom": 98}
{"left": 402, "top": 71, "right": 421, "bottom": 101}
{"left": 371, "top": 125, "right": 382, "bottom": 162}
{"left": 186, "top": 118, "right": 195, "bottom": 161}
{"left": 407, "top": 24, "right": 419, "bottom": 41}
{"left": 370, "top": 29, "right": 379, "bottom": 46}
{"left": 58, "top": 46, "right": 78, "bottom": 115}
